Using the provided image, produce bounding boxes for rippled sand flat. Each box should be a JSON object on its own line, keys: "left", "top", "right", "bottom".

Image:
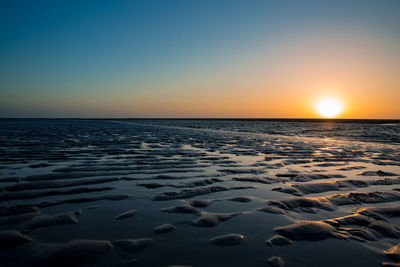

{"left": 0, "top": 119, "right": 399, "bottom": 266}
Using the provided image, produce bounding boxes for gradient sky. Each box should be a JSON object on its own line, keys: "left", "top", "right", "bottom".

{"left": 1, "top": 0, "right": 399, "bottom": 118}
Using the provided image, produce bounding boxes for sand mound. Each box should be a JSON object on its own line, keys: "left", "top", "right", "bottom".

{"left": 27, "top": 211, "right": 78, "bottom": 229}
{"left": 275, "top": 221, "right": 346, "bottom": 241}
{"left": 210, "top": 233, "right": 244, "bottom": 246}
{"left": 267, "top": 256, "right": 285, "bottom": 267}
{"left": 186, "top": 199, "right": 213, "bottom": 207}
{"left": 193, "top": 212, "right": 242, "bottom": 227}
{"left": 161, "top": 205, "right": 201, "bottom": 215}
{"left": 385, "top": 243, "right": 400, "bottom": 261}
{"left": 265, "top": 235, "right": 291, "bottom": 246}
{"left": 113, "top": 238, "right": 154, "bottom": 253}
{"left": 155, "top": 224, "right": 176, "bottom": 233}
{"left": 115, "top": 209, "right": 137, "bottom": 220}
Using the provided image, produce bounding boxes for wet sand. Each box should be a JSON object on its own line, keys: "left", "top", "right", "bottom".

{"left": 0, "top": 119, "right": 399, "bottom": 266}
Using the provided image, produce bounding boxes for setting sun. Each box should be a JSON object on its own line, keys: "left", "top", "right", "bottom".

{"left": 315, "top": 97, "right": 344, "bottom": 118}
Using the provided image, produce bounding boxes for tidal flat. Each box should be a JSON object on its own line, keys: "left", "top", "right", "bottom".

{"left": 0, "top": 119, "right": 399, "bottom": 267}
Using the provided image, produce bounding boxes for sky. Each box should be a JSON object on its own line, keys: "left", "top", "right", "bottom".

{"left": 1, "top": 0, "right": 399, "bottom": 118}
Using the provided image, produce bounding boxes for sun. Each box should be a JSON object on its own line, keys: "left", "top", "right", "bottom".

{"left": 315, "top": 97, "right": 344, "bottom": 118}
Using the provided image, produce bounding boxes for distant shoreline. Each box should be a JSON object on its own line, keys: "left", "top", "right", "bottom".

{"left": 1, "top": 118, "right": 399, "bottom": 124}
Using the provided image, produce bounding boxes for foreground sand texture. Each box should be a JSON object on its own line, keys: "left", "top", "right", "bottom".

{"left": 0, "top": 119, "right": 399, "bottom": 266}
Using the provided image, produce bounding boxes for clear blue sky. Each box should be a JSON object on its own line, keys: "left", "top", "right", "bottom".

{"left": 1, "top": 0, "right": 399, "bottom": 118}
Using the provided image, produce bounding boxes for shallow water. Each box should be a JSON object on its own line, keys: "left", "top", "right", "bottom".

{"left": 0, "top": 119, "right": 399, "bottom": 266}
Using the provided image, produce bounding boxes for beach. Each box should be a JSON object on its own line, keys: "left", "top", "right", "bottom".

{"left": 0, "top": 119, "right": 399, "bottom": 267}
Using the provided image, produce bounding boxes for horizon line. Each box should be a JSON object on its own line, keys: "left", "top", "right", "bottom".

{"left": 1, "top": 117, "right": 400, "bottom": 122}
